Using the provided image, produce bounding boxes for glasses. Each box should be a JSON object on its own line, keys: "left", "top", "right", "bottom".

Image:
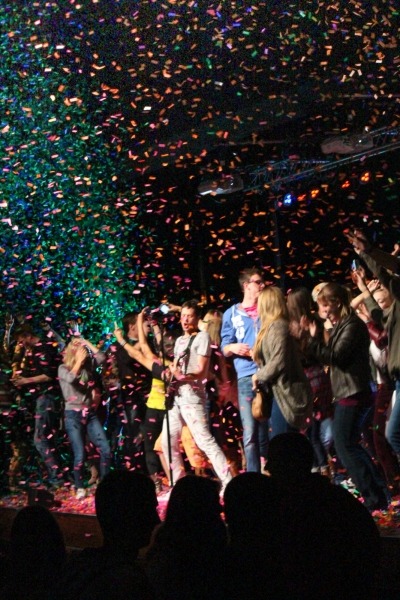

{"left": 248, "top": 279, "right": 265, "bottom": 287}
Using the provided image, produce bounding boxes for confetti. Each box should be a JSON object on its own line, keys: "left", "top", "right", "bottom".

{"left": 0, "top": 0, "right": 398, "bottom": 339}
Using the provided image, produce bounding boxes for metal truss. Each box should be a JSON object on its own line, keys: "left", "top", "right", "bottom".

{"left": 243, "top": 126, "right": 400, "bottom": 192}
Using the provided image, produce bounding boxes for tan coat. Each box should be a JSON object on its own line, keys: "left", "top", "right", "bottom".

{"left": 256, "top": 319, "right": 313, "bottom": 429}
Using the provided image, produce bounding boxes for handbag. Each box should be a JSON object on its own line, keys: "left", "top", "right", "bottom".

{"left": 252, "top": 383, "right": 273, "bottom": 422}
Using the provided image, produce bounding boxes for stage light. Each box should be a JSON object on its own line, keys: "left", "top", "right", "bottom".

{"left": 310, "top": 188, "right": 320, "bottom": 199}
{"left": 282, "top": 192, "right": 296, "bottom": 206}
{"left": 197, "top": 174, "right": 244, "bottom": 196}
{"left": 341, "top": 180, "right": 351, "bottom": 189}
{"left": 359, "top": 171, "right": 371, "bottom": 184}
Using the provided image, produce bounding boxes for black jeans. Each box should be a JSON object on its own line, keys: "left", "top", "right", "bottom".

{"left": 141, "top": 407, "right": 165, "bottom": 475}
{"left": 119, "top": 396, "right": 147, "bottom": 471}
{"left": 333, "top": 401, "right": 388, "bottom": 510}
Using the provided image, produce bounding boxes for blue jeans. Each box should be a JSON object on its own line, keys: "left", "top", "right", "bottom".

{"left": 238, "top": 376, "right": 269, "bottom": 472}
{"left": 65, "top": 410, "right": 111, "bottom": 489}
{"left": 34, "top": 394, "right": 61, "bottom": 483}
{"left": 333, "top": 402, "right": 387, "bottom": 510}
{"left": 386, "top": 379, "right": 400, "bottom": 455}
{"left": 310, "top": 417, "right": 333, "bottom": 468}
{"left": 269, "top": 398, "right": 298, "bottom": 439}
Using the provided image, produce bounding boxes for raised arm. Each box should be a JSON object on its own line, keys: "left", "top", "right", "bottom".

{"left": 113, "top": 321, "right": 155, "bottom": 372}
{"left": 137, "top": 310, "right": 159, "bottom": 362}
{"left": 346, "top": 229, "right": 400, "bottom": 274}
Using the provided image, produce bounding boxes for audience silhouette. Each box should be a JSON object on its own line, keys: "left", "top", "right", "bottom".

{"left": 145, "top": 475, "right": 227, "bottom": 600}
{"left": 223, "top": 472, "right": 284, "bottom": 599}
{"left": 58, "top": 470, "right": 160, "bottom": 599}
{"left": 0, "top": 438, "right": 385, "bottom": 600}
{"left": 267, "top": 432, "right": 381, "bottom": 600}
{"left": 1, "top": 504, "right": 66, "bottom": 599}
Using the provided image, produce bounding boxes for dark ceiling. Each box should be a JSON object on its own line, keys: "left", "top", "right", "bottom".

{"left": 46, "top": 0, "right": 400, "bottom": 176}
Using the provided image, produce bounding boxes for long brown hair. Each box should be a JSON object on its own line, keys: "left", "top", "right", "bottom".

{"left": 253, "top": 287, "right": 288, "bottom": 364}
{"left": 286, "top": 287, "right": 314, "bottom": 323}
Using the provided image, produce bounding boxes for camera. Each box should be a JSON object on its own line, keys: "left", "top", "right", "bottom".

{"left": 159, "top": 303, "right": 170, "bottom": 315}
{"left": 144, "top": 304, "right": 170, "bottom": 318}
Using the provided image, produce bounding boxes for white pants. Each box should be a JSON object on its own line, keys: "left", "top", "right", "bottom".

{"left": 161, "top": 392, "right": 232, "bottom": 489}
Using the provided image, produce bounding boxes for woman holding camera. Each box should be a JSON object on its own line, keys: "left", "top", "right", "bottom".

{"left": 58, "top": 337, "right": 111, "bottom": 499}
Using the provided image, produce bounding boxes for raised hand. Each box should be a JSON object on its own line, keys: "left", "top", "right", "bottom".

{"left": 345, "top": 229, "right": 372, "bottom": 254}
{"left": 75, "top": 344, "right": 88, "bottom": 366}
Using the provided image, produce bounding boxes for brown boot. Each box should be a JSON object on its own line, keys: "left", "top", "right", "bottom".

{"left": 88, "top": 465, "right": 99, "bottom": 486}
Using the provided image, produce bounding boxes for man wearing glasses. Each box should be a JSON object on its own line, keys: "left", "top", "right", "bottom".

{"left": 221, "top": 268, "right": 269, "bottom": 472}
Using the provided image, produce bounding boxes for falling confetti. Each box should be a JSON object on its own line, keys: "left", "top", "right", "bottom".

{"left": 0, "top": 0, "right": 399, "bottom": 339}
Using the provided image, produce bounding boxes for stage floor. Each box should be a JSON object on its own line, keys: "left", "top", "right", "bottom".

{"left": 0, "top": 484, "right": 171, "bottom": 550}
{"left": 1, "top": 483, "right": 400, "bottom": 540}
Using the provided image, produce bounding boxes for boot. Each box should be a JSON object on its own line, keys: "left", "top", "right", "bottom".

{"left": 88, "top": 464, "right": 99, "bottom": 486}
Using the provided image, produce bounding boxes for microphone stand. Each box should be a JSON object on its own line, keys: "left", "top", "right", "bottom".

{"left": 153, "top": 317, "right": 174, "bottom": 487}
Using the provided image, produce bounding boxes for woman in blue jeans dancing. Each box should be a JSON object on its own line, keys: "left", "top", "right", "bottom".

{"left": 58, "top": 337, "right": 111, "bottom": 499}
{"left": 308, "top": 282, "right": 388, "bottom": 512}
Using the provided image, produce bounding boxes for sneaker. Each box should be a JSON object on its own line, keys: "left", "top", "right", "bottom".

{"left": 76, "top": 488, "right": 86, "bottom": 500}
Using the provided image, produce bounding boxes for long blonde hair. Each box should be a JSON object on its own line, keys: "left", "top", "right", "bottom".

{"left": 253, "top": 287, "right": 288, "bottom": 364}
{"left": 201, "top": 310, "right": 223, "bottom": 345}
{"left": 63, "top": 340, "right": 82, "bottom": 370}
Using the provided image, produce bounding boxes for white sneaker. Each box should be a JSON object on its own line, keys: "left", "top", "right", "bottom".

{"left": 76, "top": 488, "right": 86, "bottom": 500}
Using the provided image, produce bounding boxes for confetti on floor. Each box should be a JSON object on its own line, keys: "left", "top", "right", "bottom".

{"left": 0, "top": 484, "right": 172, "bottom": 522}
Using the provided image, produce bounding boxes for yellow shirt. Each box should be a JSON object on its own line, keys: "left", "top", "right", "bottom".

{"left": 146, "top": 377, "right": 166, "bottom": 410}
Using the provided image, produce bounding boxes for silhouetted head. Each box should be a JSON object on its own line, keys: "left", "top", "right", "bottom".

{"left": 224, "top": 472, "right": 277, "bottom": 538}
{"left": 8, "top": 505, "right": 66, "bottom": 586}
{"left": 267, "top": 432, "right": 314, "bottom": 483}
{"left": 166, "top": 475, "right": 223, "bottom": 531}
{"left": 95, "top": 470, "right": 160, "bottom": 552}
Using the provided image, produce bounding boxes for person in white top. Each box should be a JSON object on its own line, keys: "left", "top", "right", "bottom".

{"left": 161, "top": 300, "right": 232, "bottom": 490}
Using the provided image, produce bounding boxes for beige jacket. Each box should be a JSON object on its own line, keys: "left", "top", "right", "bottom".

{"left": 256, "top": 319, "right": 313, "bottom": 429}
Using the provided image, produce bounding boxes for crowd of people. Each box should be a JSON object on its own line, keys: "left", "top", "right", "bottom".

{"left": 0, "top": 439, "right": 384, "bottom": 599}
{"left": 0, "top": 228, "right": 400, "bottom": 513}
{"left": 1, "top": 227, "right": 400, "bottom": 596}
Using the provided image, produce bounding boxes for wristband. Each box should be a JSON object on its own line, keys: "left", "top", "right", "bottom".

{"left": 120, "top": 340, "right": 127, "bottom": 348}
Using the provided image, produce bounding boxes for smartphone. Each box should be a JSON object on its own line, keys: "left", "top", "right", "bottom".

{"left": 351, "top": 259, "right": 360, "bottom": 271}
